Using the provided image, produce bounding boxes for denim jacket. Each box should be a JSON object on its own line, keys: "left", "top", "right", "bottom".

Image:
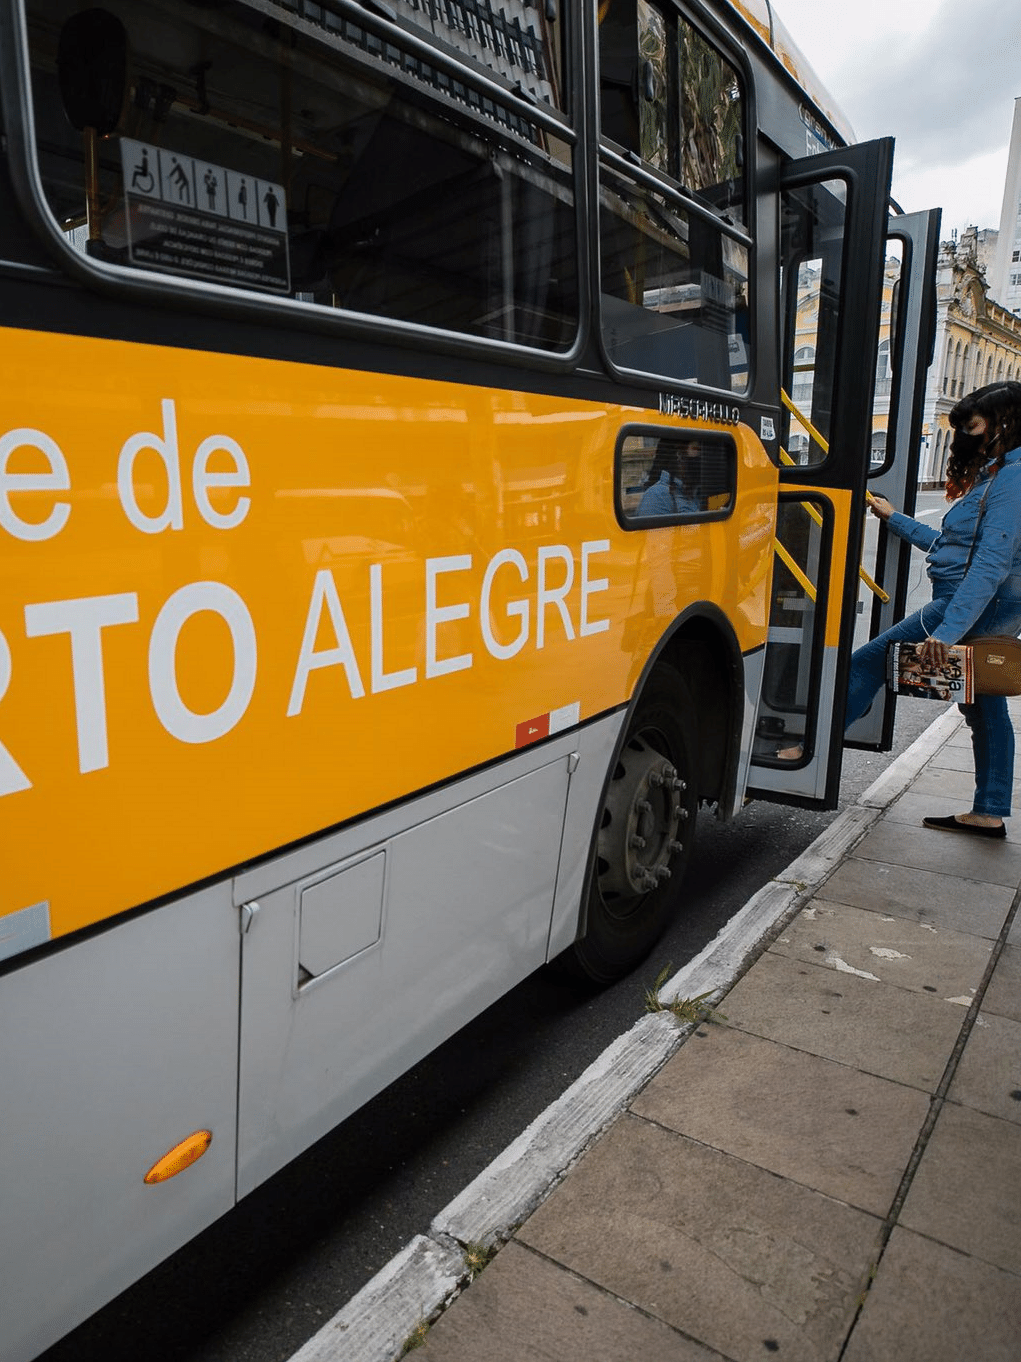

{"left": 887, "top": 443, "right": 1021, "bottom": 645}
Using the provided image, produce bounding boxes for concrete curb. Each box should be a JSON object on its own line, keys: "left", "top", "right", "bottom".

{"left": 433, "top": 1009, "right": 681, "bottom": 1249}
{"left": 287, "top": 707, "right": 962, "bottom": 1362}
{"left": 860, "top": 704, "right": 962, "bottom": 808}
{"left": 288, "top": 1236, "right": 464, "bottom": 1362}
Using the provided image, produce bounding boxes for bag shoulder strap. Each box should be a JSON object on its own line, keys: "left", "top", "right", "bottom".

{"left": 964, "top": 472, "right": 997, "bottom": 573}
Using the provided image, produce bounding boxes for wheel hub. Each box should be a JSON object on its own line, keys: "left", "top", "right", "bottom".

{"left": 598, "top": 735, "right": 688, "bottom": 900}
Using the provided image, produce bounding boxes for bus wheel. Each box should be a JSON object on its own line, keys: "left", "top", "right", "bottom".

{"left": 571, "top": 665, "right": 698, "bottom": 984}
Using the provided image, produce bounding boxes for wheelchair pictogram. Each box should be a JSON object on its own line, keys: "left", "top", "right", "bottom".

{"left": 130, "top": 147, "right": 155, "bottom": 195}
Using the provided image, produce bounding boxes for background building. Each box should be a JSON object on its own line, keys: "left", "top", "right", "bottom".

{"left": 917, "top": 228, "right": 1021, "bottom": 487}
{"left": 989, "top": 97, "right": 1021, "bottom": 316}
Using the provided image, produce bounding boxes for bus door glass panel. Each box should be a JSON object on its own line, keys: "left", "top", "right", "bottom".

{"left": 853, "top": 238, "right": 905, "bottom": 658}
{"left": 779, "top": 179, "right": 847, "bottom": 471}
{"left": 753, "top": 495, "right": 831, "bottom": 759}
{"left": 18, "top": 0, "right": 577, "bottom": 350}
{"left": 597, "top": 0, "right": 750, "bottom": 392}
{"left": 847, "top": 208, "right": 942, "bottom": 748}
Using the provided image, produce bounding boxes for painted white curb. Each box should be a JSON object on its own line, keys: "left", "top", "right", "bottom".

{"left": 861, "top": 704, "right": 962, "bottom": 808}
{"left": 433, "top": 1009, "right": 680, "bottom": 1248}
{"left": 287, "top": 709, "right": 959, "bottom": 1361}
{"left": 287, "top": 1235, "right": 464, "bottom": 1362}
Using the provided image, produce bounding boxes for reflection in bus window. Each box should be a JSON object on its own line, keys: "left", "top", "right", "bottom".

{"left": 786, "top": 258, "right": 827, "bottom": 464}
{"left": 598, "top": 1, "right": 748, "bottom": 391}
{"left": 600, "top": 169, "right": 749, "bottom": 389}
{"left": 600, "top": 0, "right": 745, "bottom": 223}
{"left": 618, "top": 430, "right": 736, "bottom": 524}
{"left": 677, "top": 15, "right": 744, "bottom": 220}
{"left": 395, "top": 0, "right": 566, "bottom": 109}
{"left": 637, "top": 0, "right": 670, "bottom": 173}
{"left": 25, "top": 0, "right": 577, "bottom": 350}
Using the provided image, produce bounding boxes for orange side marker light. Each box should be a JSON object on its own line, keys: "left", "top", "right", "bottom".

{"left": 143, "top": 1130, "right": 213, "bottom": 1185}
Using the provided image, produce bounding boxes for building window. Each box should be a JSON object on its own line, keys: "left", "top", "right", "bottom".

{"left": 792, "top": 344, "right": 815, "bottom": 403}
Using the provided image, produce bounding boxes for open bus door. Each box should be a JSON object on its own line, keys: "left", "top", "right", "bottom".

{"left": 747, "top": 138, "right": 939, "bottom": 808}
{"left": 845, "top": 206, "right": 943, "bottom": 749}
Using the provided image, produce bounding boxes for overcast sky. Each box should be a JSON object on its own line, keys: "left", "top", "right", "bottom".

{"left": 771, "top": 0, "right": 1019, "bottom": 241}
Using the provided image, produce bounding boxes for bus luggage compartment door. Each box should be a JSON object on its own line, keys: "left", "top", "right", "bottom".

{"left": 234, "top": 753, "right": 572, "bottom": 1198}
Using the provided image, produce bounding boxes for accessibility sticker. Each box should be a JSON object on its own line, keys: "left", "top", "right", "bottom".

{"left": 120, "top": 139, "right": 290, "bottom": 293}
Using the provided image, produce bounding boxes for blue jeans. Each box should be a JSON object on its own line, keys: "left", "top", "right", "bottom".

{"left": 846, "top": 598, "right": 1015, "bottom": 817}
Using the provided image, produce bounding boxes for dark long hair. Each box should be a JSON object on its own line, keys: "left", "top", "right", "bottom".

{"left": 946, "top": 382, "right": 1021, "bottom": 499}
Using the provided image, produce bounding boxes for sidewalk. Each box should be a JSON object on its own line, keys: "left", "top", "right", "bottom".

{"left": 298, "top": 706, "right": 1021, "bottom": 1362}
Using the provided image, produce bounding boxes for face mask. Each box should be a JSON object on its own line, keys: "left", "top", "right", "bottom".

{"left": 950, "top": 428, "right": 985, "bottom": 460}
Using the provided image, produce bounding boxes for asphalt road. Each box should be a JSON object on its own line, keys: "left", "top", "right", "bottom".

{"left": 41, "top": 493, "right": 953, "bottom": 1362}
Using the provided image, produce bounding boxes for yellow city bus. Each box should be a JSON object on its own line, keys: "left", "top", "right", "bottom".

{"left": 0, "top": 0, "right": 939, "bottom": 1355}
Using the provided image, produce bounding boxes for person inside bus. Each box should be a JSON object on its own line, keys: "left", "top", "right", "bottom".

{"left": 844, "top": 381, "right": 1021, "bottom": 838}
{"left": 636, "top": 443, "right": 704, "bottom": 517}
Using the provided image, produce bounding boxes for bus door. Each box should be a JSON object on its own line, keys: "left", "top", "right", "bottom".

{"left": 845, "top": 207, "right": 942, "bottom": 748}
{"left": 748, "top": 138, "right": 919, "bottom": 808}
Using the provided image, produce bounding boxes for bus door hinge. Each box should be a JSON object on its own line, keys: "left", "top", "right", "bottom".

{"left": 239, "top": 901, "right": 260, "bottom": 935}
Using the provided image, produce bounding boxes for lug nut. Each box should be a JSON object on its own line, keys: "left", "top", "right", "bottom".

{"left": 672, "top": 778, "right": 687, "bottom": 792}
{"left": 630, "top": 834, "right": 647, "bottom": 849}
{"left": 656, "top": 865, "right": 671, "bottom": 881}
{"left": 638, "top": 799, "right": 652, "bottom": 814}
{"left": 668, "top": 840, "right": 684, "bottom": 854}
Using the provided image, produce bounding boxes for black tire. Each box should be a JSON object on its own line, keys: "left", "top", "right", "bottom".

{"left": 569, "top": 663, "right": 698, "bottom": 984}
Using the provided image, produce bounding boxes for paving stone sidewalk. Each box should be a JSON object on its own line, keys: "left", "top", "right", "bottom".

{"left": 408, "top": 709, "right": 1021, "bottom": 1362}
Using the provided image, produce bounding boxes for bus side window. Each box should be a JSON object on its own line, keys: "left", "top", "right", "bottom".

{"left": 617, "top": 430, "right": 736, "bottom": 525}
{"left": 599, "top": 0, "right": 645, "bottom": 155}
{"left": 597, "top": 2, "right": 749, "bottom": 392}
{"left": 598, "top": 0, "right": 745, "bottom": 221}
{"left": 23, "top": 0, "right": 580, "bottom": 354}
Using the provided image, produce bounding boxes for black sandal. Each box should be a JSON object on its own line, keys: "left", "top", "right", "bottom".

{"left": 922, "top": 814, "right": 1006, "bottom": 839}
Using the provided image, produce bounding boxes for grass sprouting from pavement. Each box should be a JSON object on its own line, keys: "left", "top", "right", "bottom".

{"left": 644, "top": 964, "right": 727, "bottom": 1024}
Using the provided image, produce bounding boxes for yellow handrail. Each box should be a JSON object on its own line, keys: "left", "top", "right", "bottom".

{"left": 778, "top": 388, "right": 890, "bottom": 605}
{"left": 773, "top": 537, "right": 817, "bottom": 602}
{"left": 779, "top": 387, "right": 829, "bottom": 456}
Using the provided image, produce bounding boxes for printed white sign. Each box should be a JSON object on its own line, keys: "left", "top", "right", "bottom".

{"left": 120, "top": 139, "right": 290, "bottom": 292}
